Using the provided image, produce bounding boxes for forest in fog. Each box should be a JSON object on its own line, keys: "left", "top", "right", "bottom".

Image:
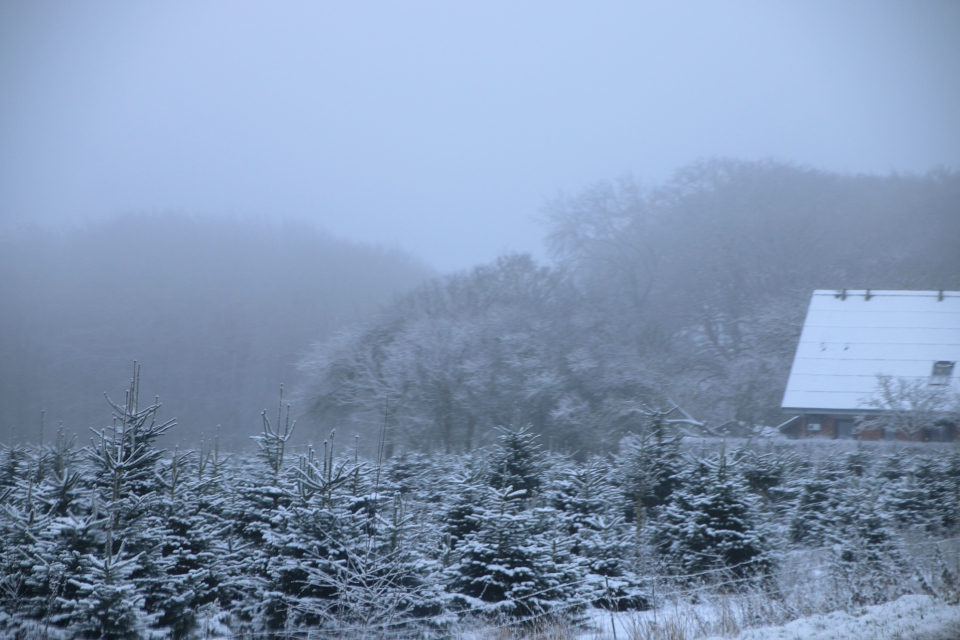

{"left": 1, "top": 159, "right": 959, "bottom": 452}
{"left": 3, "top": 1, "right": 959, "bottom": 636}
{"left": 0, "top": 216, "right": 432, "bottom": 448}
{"left": 1, "top": 159, "right": 960, "bottom": 639}
{"left": 299, "top": 159, "right": 960, "bottom": 454}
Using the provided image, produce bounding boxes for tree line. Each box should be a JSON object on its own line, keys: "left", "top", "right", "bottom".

{"left": 299, "top": 159, "right": 960, "bottom": 453}
{"left": 3, "top": 159, "right": 957, "bottom": 454}
{"left": 1, "top": 369, "right": 956, "bottom": 638}
{"left": 0, "top": 214, "right": 432, "bottom": 448}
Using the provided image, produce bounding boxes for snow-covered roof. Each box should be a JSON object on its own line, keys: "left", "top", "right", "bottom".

{"left": 781, "top": 290, "right": 960, "bottom": 414}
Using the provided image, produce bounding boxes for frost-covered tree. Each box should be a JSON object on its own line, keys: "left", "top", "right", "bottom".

{"left": 828, "top": 486, "right": 909, "bottom": 607}
{"left": 860, "top": 374, "right": 960, "bottom": 440}
{"left": 298, "top": 255, "right": 576, "bottom": 453}
{"left": 618, "top": 431, "right": 684, "bottom": 525}
{"left": 488, "top": 425, "right": 544, "bottom": 498}
{"left": 575, "top": 515, "right": 648, "bottom": 611}
{"left": 448, "top": 485, "right": 582, "bottom": 621}
{"left": 654, "top": 453, "right": 770, "bottom": 583}
{"left": 545, "top": 161, "right": 960, "bottom": 426}
{"left": 298, "top": 254, "right": 659, "bottom": 454}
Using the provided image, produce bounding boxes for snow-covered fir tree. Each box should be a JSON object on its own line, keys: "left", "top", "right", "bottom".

{"left": 447, "top": 485, "right": 582, "bottom": 621}
{"left": 487, "top": 425, "right": 544, "bottom": 498}
{"left": 617, "top": 431, "right": 684, "bottom": 525}
{"left": 828, "top": 484, "right": 909, "bottom": 607}
{"left": 788, "top": 457, "right": 850, "bottom": 545}
{"left": 6, "top": 370, "right": 960, "bottom": 637}
{"left": 653, "top": 450, "right": 771, "bottom": 584}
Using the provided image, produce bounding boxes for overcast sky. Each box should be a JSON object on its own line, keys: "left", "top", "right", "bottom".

{"left": 2, "top": 1, "right": 958, "bottom": 271}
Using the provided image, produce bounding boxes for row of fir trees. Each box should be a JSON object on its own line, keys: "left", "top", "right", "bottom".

{"left": 2, "top": 373, "right": 959, "bottom": 638}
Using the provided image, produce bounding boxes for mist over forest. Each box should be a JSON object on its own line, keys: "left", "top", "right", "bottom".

{"left": 2, "top": 158, "right": 957, "bottom": 453}
{"left": 4, "top": 2, "right": 960, "bottom": 636}
{"left": 0, "top": 215, "right": 432, "bottom": 448}
{"left": 300, "top": 159, "right": 960, "bottom": 455}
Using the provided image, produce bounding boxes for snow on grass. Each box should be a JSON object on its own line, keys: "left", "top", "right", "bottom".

{"left": 703, "top": 595, "right": 960, "bottom": 640}
{"left": 581, "top": 595, "right": 960, "bottom": 640}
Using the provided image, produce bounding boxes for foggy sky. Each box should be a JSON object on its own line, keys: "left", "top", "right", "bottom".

{"left": 2, "top": 1, "right": 958, "bottom": 272}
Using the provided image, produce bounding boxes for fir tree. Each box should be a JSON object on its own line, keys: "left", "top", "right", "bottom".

{"left": 828, "top": 485, "right": 909, "bottom": 607}
{"left": 575, "top": 515, "right": 648, "bottom": 611}
{"left": 788, "top": 460, "right": 849, "bottom": 545}
{"left": 448, "top": 486, "right": 581, "bottom": 621}
{"left": 618, "top": 432, "right": 684, "bottom": 525}
{"left": 59, "top": 543, "right": 158, "bottom": 640}
{"left": 883, "top": 453, "right": 959, "bottom": 534}
{"left": 654, "top": 452, "right": 770, "bottom": 584}
{"left": 488, "top": 425, "right": 543, "bottom": 498}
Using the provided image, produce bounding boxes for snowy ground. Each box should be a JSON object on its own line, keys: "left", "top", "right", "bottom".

{"left": 704, "top": 596, "right": 960, "bottom": 640}
{"left": 579, "top": 595, "right": 960, "bottom": 640}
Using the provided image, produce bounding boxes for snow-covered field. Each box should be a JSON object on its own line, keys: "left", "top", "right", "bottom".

{"left": 577, "top": 595, "right": 960, "bottom": 640}
{"left": 6, "top": 417, "right": 960, "bottom": 639}
{"left": 702, "top": 596, "right": 960, "bottom": 640}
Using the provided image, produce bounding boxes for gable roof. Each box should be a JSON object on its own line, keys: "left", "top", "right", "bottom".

{"left": 781, "top": 290, "right": 960, "bottom": 414}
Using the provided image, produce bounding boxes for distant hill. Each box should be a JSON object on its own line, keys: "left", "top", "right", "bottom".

{"left": 0, "top": 213, "right": 433, "bottom": 448}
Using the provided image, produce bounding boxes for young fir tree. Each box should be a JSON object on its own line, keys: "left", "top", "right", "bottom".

{"left": 0, "top": 432, "right": 110, "bottom": 638}
{"left": 882, "top": 453, "right": 960, "bottom": 535}
{"left": 547, "top": 457, "right": 611, "bottom": 538}
{"left": 788, "top": 459, "right": 849, "bottom": 545}
{"left": 219, "top": 393, "right": 308, "bottom": 633}
{"left": 0, "top": 445, "right": 61, "bottom": 635}
{"left": 654, "top": 451, "right": 770, "bottom": 584}
{"left": 487, "top": 425, "right": 543, "bottom": 498}
{"left": 91, "top": 367, "right": 180, "bottom": 637}
{"left": 60, "top": 542, "right": 159, "bottom": 640}
{"left": 3, "top": 366, "right": 175, "bottom": 640}
{"left": 617, "top": 432, "right": 684, "bottom": 525}
{"left": 297, "top": 436, "right": 444, "bottom": 635}
{"left": 441, "top": 478, "right": 485, "bottom": 565}
{"left": 828, "top": 483, "right": 909, "bottom": 607}
{"left": 447, "top": 485, "right": 582, "bottom": 621}
{"left": 575, "top": 515, "right": 648, "bottom": 611}
{"left": 732, "top": 445, "right": 799, "bottom": 514}
{"left": 539, "top": 455, "right": 648, "bottom": 612}
{"left": 449, "top": 424, "right": 587, "bottom": 621}
{"left": 136, "top": 449, "right": 230, "bottom": 640}
{"left": 224, "top": 459, "right": 300, "bottom": 632}
{"left": 538, "top": 458, "right": 598, "bottom": 576}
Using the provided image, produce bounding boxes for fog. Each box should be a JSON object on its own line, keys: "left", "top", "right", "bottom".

{"left": 298, "top": 162, "right": 960, "bottom": 454}
{"left": 0, "top": 215, "right": 432, "bottom": 446}
{"left": 2, "top": 7, "right": 960, "bottom": 635}
{"left": 2, "top": 1, "right": 958, "bottom": 271}
{"left": 0, "top": 3, "right": 958, "bottom": 448}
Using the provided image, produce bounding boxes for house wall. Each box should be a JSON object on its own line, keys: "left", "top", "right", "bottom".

{"left": 857, "top": 421, "right": 884, "bottom": 441}
{"left": 791, "top": 414, "right": 957, "bottom": 441}
{"left": 800, "top": 415, "right": 835, "bottom": 438}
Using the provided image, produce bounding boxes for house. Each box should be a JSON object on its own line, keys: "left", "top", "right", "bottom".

{"left": 780, "top": 290, "right": 960, "bottom": 441}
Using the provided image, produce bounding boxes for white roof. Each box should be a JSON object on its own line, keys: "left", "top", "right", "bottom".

{"left": 781, "top": 290, "right": 960, "bottom": 413}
